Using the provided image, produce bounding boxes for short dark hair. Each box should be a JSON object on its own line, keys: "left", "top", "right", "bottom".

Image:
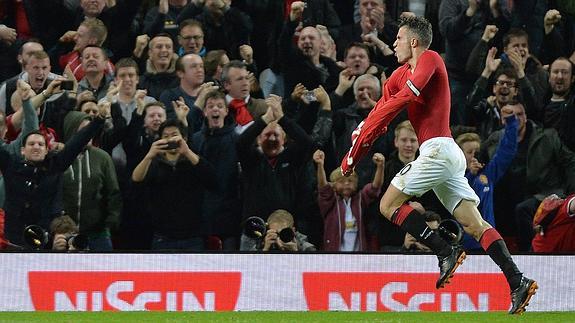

{"left": 550, "top": 57, "right": 574, "bottom": 75}
{"left": 115, "top": 57, "right": 139, "bottom": 75}
{"left": 494, "top": 67, "right": 518, "bottom": 82}
{"left": 203, "top": 49, "right": 227, "bottom": 78}
{"left": 424, "top": 211, "right": 441, "bottom": 224}
{"left": 76, "top": 97, "right": 98, "bottom": 111}
{"left": 398, "top": 16, "right": 433, "bottom": 48}
{"left": 204, "top": 90, "right": 226, "bottom": 107}
{"left": 221, "top": 60, "right": 246, "bottom": 83}
{"left": 503, "top": 28, "right": 529, "bottom": 48}
{"left": 158, "top": 118, "right": 188, "bottom": 140}
{"left": 179, "top": 19, "right": 203, "bottom": 34}
{"left": 22, "top": 130, "right": 46, "bottom": 147}
{"left": 82, "top": 45, "right": 108, "bottom": 60}
{"left": 143, "top": 101, "right": 166, "bottom": 118}
{"left": 344, "top": 42, "right": 371, "bottom": 60}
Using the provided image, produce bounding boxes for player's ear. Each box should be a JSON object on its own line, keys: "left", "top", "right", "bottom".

{"left": 411, "top": 38, "right": 418, "bottom": 48}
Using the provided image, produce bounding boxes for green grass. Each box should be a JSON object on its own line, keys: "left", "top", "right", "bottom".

{"left": 0, "top": 312, "right": 574, "bottom": 323}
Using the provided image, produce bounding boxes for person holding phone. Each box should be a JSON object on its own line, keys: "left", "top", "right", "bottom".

{"left": 132, "top": 119, "right": 217, "bottom": 250}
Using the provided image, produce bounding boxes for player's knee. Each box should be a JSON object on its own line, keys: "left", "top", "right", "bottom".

{"left": 463, "top": 219, "right": 492, "bottom": 240}
{"left": 379, "top": 200, "right": 394, "bottom": 220}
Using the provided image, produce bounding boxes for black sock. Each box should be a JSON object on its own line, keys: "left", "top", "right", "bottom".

{"left": 394, "top": 209, "right": 452, "bottom": 257}
{"left": 486, "top": 240, "right": 522, "bottom": 290}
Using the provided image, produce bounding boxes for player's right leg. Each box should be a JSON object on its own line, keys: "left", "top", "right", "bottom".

{"left": 380, "top": 157, "right": 465, "bottom": 289}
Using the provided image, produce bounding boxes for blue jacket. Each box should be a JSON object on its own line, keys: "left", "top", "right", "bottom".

{"left": 463, "top": 115, "right": 518, "bottom": 250}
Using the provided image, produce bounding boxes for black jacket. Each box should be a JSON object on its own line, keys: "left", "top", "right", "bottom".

{"left": 0, "top": 117, "right": 104, "bottom": 246}
{"left": 191, "top": 119, "right": 241, "bottom": 237}
{"left": 237, "top": 117, "right": 314, "bottom": 221}
{"left": 141, "top": 155, "right": 217, "bottom": 239}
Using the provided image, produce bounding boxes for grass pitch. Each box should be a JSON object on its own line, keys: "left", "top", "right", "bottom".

{"left": 0, "top": 311, "right": 574, "bottom": 323}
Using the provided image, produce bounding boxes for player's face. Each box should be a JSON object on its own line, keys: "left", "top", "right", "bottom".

{"left": 549, "top": 59, "right": 574, "bottom": 97}
{"left": 460, "top": 140, "right": 480, "bottom": 168}
{"left": 393, "top": 27, "right": 413, "bottom": 64}
{"left": 394, "top": 128, "right": 418, "bottom": 162}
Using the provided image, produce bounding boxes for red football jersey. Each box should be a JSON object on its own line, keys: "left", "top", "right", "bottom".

{"left": 342, "top": 50, "right": 451, "bottom": 174}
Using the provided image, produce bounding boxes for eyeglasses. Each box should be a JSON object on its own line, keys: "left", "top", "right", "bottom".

{"left": 179, "top": 35, "right": 204, "bottom": 41}
{"left": 495, "top": 80, "right": 516, "bottom": 87}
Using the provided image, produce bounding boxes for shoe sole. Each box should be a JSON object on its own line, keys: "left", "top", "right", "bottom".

{"left": 510, "top": 280, "right": 539, "bottom": 315}
{"left": 436, "top": 250, "right": 466, "bottom": 289}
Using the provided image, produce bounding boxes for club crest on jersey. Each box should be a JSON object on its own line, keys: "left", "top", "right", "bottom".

{"left": 479, "top": 175, "right": 488, "bottom": 185}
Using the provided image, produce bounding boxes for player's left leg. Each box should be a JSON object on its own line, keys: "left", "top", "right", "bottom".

{"left": 453, "top": 201, "right": 538, "bottom": 314}
{"left": 438, "top": 138, "right": 538, "bottom": 314}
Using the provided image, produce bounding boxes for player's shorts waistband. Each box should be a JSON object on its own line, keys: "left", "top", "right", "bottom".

{"left": 419, "top": 137, "right": 455, "bottom": 153}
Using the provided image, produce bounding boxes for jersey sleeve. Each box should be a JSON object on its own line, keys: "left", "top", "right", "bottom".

{"left": 341, "top": 52, "right": 439, "bottom": 175}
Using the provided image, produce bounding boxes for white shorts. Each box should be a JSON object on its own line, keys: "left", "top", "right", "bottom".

{"left": 390, "top": 137, "right": 480, "bottom": 214}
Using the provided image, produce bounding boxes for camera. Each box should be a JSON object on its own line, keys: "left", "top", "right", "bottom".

{"left": 23, "top": 225, "right": 49, "bottom": 250}
{"left": 64, "top": 233, "right": 89, "bottom": 250}
{"left": 23, "top": 224, "right": 89, "bottom": 250}
{"left": 164, "top": 141, "right": 179, "bottom": 150}
{"left": 243, "top": 216, "right": 295, "bottom": 244}
{"left": 303, "top": 91, "right": 317, "bottom": 102}
{"left": 60, "top": 80, "right": 75, "bottom": 91}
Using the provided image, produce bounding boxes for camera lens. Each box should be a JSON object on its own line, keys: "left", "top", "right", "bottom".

{"left": 67, "top": 234, "right": 89, "bottom": 250}
{"left": 278, "top": 228, "right": 295, "bottom": 243}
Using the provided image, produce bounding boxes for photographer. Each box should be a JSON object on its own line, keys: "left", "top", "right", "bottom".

{"left": 242, "top": 209, "right": 316, "bottom": 252}
{"left": 50, "top": 215, "right": 85, "bottom": 251}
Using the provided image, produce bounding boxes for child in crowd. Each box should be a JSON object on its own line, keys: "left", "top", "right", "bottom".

{"left": 313, "top": 149, "right": 384, "bottom": 251}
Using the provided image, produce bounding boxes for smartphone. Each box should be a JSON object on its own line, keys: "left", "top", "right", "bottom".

{"left": 303, "top": 91, "right": 317, "bottom": 102}
{"left": 60, "top": 80, "right": 75, "bottom": 91}
{"left": 165, "top": 141, "right": 179, "bottom": 150}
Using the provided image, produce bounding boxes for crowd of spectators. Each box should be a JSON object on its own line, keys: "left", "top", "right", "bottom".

{"left": 0, "top": 0, "right": 574, "bottom": 253}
